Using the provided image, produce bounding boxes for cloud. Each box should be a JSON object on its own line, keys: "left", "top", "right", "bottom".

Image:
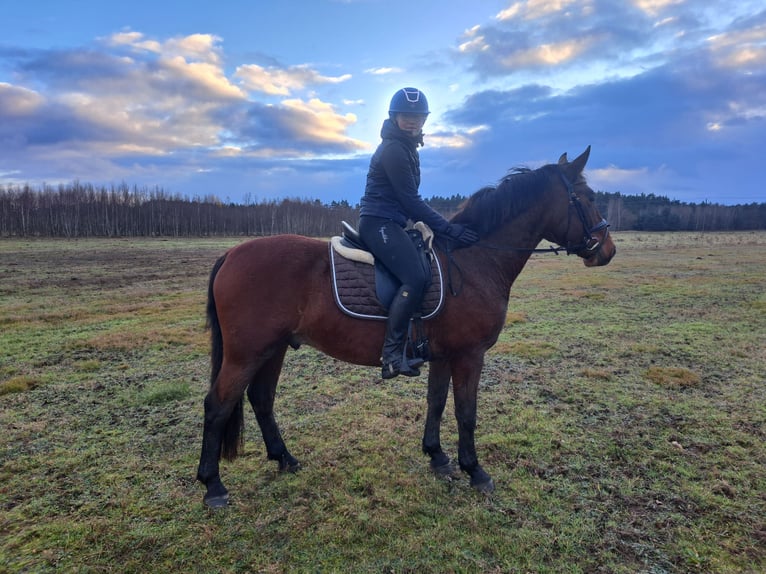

{"left": 455, "top": 1, "right": 701, "bottom": 78}
{"left": 0, "top": 30, "right": 365, "bottom": 189}
{"left": 498, "top": 36, "right": 597, "bottom": 67}
{"left": 707, "top": 18, "right": 766, "bottom": 70}
{"left": 364, "top": 67, "right": 404, "bottom": 75}
{"left": 0, "top": 82, "right": 43, "bottom": 114}
{"left": 632, "top": 0, "right": 684, "bottom": 17}
{"left": 227, "top": 98, "right": 368, "bottom": 155}
{"left": 429, "top": 2, "right": 766, "bottom": 205}
{"left": 496, "top": 0, "right": 580, "bottom": 22}
{"left": 236, "top": 63, "right": 351, "bottom": 95}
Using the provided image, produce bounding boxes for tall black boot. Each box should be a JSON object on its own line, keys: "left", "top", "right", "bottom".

{"left": 381, "top": 289, "right": 421, "bottom": 379}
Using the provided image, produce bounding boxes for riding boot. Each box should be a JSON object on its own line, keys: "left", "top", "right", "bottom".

{"left": 381, "top": 290, "right": 421, "bottom": 379}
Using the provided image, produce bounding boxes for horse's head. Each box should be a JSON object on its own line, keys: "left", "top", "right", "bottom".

{"left": 551, "top": 146, "right": 616, "bottom": 267}
{"left": 449, "top": 147, "right": 616, "bottom": 266}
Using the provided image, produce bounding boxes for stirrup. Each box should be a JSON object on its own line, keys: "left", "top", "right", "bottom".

{"left": 381, "top": 354, "right": 421, "bottom": 379}
{"left": 381, "top": 362, "right": 420, "bottom": 380}
{"left": 406, "top": 316, "right": 430, "bottom": 367}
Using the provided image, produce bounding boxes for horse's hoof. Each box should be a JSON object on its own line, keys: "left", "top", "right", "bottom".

{"left": 280, "top": 461, "right": 301, "bottom": 473}
{"left": 472, "top": 477, "right": 495, "bottom": 494}
{"left": 204, "top": 494, "right": 230, "bottom": 509}
{"left": 278, "top": 453, "right": 301, "bottom": 473}
{"left": 431, "top": 460, "right": 459, "bottom": 479}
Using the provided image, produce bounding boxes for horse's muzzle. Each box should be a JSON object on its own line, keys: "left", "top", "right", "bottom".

{"left": 583, "top": 232, "right": 616, "bottom": 267}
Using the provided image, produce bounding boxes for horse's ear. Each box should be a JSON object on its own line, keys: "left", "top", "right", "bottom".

{"left": 568, "top": 145, "right": 591, "bottom": 174}
{"left": 558, "top": 152, "right": 568, "bottom": 164}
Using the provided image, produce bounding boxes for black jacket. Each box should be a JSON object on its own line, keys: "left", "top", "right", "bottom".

{"left": 360, "top": 119, "right": 452, "bottom": 235}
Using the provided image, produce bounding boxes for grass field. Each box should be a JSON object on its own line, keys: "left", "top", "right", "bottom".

{"left": 1, "top": 232, "right": 764, "bottom": 573}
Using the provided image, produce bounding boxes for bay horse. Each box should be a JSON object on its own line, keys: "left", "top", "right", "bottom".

{"left": 197, "top": 146, "right": 616, "bottom": 508}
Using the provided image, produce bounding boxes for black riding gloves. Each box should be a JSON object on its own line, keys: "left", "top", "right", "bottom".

{"left": 446, "top": 224, "right": 479, "bottom": 246}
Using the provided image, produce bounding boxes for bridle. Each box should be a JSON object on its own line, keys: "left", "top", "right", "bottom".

{"left": 559, "top": 171, "right": 610, "bottom": 257}
{"left": 460, "top": 168, "right": 610, "bottom": 257}
{"left": 444, "top": 167, "right": 610, "bottom": 295}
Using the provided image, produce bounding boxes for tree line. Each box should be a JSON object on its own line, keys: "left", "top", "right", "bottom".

{"left": 0, "top": 182, "right": 763, "bottom": 238}
{"left": 0, "top": 183, "right": 357, "bottom": 238}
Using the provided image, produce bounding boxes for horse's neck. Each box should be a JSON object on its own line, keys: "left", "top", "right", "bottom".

{"left": 446, "top": 227, "right": 537, "bottom": 299}
{"left": 485, "top": 222, "right": 545, "bottom": 290}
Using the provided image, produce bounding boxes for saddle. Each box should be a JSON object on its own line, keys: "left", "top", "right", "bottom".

{"left": 329, "top": 221, "right": 445, "bottom": 321}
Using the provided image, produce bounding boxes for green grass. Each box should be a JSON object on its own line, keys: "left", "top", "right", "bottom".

{"left": 1, "top": 233, "right": 765, "bottom": 573}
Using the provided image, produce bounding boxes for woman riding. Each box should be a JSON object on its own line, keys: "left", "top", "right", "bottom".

{"left": 359, "top": 87, "right": 479, "bottom": 379}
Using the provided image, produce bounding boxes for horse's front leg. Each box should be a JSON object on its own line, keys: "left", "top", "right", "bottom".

{"left": 452, "top": 352, "right": 494, "bottom": 493}
{"left": 422, "top": 359, "right": 454, "bottom": 475}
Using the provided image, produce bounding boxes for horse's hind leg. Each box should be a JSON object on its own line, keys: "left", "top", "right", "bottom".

{"left": 197, "top": 360, "right": 253, "bottom": 508}
{"left": 246, "top": 345, "right": 301, "bottom": 473}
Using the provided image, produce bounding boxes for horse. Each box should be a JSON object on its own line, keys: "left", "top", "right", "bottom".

{"left": 196, "top": 146, "right": 616, "bottom": 508}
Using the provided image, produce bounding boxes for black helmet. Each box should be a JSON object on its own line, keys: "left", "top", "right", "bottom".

{"left": 389, "top": 87, "right": 430, "bottom": 115}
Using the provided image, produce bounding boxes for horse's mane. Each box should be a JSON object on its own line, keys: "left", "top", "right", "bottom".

{"left": 450, "top": 164, "right": 561, "bottom": 235}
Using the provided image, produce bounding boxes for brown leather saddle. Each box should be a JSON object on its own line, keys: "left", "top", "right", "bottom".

{"left": 329, "top": 222, "right": 444, "bottom": 321}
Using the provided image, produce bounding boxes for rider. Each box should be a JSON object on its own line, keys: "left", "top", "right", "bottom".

{"left": 359, "top": 87, "right": 479, "bottom": 379}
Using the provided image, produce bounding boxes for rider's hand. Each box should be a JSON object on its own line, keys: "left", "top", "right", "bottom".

{"left": 446, "top": 224, "right": 479, "bottom": 246}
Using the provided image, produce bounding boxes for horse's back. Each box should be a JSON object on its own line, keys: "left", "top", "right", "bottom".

{"left": 222, "top": 235, "right": 328, "bottom": 282}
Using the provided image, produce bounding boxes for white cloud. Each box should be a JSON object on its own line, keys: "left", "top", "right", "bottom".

{"left": 428, "top": 125, "right": 489, "bottom": 149}
{"left": 632, "top": 0, "right": 683, "bottom": 17}
{"left": 107, "top": 31, "right": 162, "bottom": 53}
{"left": 499, "top": 37, "right": 596, "bottom": 67}
{"left": 364, "top": 67, "right": 404, "bottom": 75}
{"left": 160, "top": 55, "right": 245, "bottom": 99}
{"left": 496, "top": 0, "right": 579, "bottom": 21}
{"left": 590, "top": 165, "right": 650, "bottom": 187}
{"left": 0, "top": 29, "right": 364, "bottom": 185}
{"left": 280, "top": 98, "right": 368, "bottom": 149}
{"left": 0, "top": 83, "right": 44, "bottom": 114}
{"left": 236, "top": 64, "right": 351, "bottom": 95}
{"left": 707, "top": 22, "right": 766, "bottom": 69}
{"left": 458, "top": 26, "right": 487, "bottom": 53}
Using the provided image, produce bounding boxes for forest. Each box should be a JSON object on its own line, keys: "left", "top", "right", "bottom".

{"left": 0, "top": 181, "right": 763, "bottom": 238}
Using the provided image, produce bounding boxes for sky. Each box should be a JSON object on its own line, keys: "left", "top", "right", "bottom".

{"left": 1, "top": 0, "right": 764, "bottom": 206}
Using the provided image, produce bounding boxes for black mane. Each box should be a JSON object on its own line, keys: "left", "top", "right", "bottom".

{"left": 450, "top": 164, "right": 561, "bottom": 235}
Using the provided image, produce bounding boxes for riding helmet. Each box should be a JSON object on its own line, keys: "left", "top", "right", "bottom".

{"left": 389, "top": 87, "right": 430, "bottom": 116}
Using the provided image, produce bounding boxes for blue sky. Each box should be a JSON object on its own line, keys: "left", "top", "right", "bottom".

{"left": 1, "top": 0, "right": 764, "bottom": 206}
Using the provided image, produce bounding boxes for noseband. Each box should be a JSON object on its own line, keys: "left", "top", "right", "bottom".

{"left": 559, "top": 171, "right": 610, "bottom": 257}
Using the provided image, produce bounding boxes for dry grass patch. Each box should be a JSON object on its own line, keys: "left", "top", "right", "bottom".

{"left": 646, "top": 366, "right": 702, "bottom": 388}
{"left": 79, "top": 325, "right": 206, "bottom": 352}
{"left": 508, "top": 339, "right": 558, "bottom": 359}
{"left": 627, "top": 342, "right": 663, "bottom": 355}
{"left": 504, "top": 311, "right": 527, "bottom": 325}
{"left": 579, "top": 367, "right": 613, "bottom": 380}
{"left": 0, "top": 375, "right": 43, "bottom": 395}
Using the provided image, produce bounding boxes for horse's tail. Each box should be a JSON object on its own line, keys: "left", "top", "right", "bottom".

{"left": 206, "top": 253, "right": 245, "bottom": 461}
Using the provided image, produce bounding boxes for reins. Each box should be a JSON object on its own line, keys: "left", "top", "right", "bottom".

{"left": 443, "top": 241, "right": 563, "bottom": 297}
{"left": 469, "top": 242, "right": 568, "bottom": 254}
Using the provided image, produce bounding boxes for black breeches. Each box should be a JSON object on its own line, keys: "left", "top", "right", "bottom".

{"left": 358, "top": 216, "right": 429, "bottom": 306}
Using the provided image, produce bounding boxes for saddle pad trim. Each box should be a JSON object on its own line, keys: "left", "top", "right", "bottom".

{"left": 330, "top": 235, "right": 374, "bottom": 265}
{"left": 329, "top": 243, "right": 444, "bottom": 321}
